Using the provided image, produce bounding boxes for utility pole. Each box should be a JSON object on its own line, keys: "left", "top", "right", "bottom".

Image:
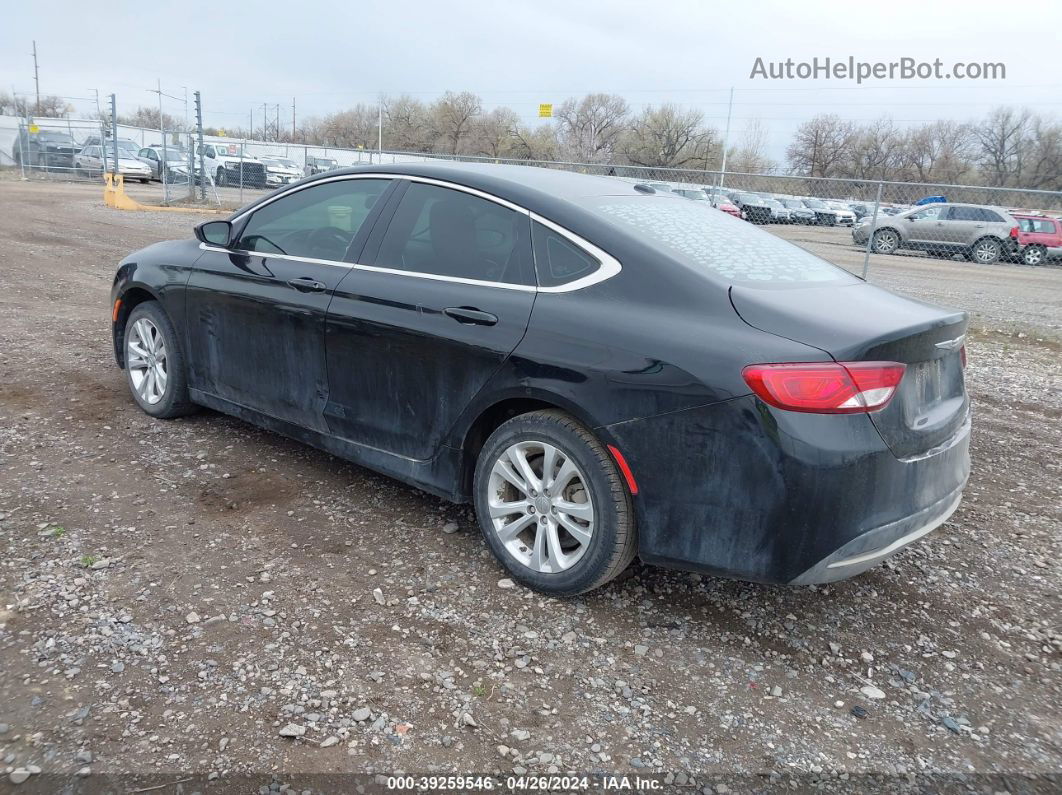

{"left": 91, "top": 88, "right": 101, "bottom": 118}
{"left": 719, "top": 87, "right": 734, "bottom": 189}
{"left": 152, "top": 79, "right": 168, "bottom": 191}
{"left": 32, "top": 41, "right": 41, "bottom": 114}
{"left": 195, "top": 91, "right": 206, "bottom": 201}
{"left": 262, "top": 102, "right": 268, "bottom": 141}
{"left": 109, "top": 93, "right": 118, "bottom": 177}
{"left": 378, "top": 100, "right": 383, "bottom": 156}
{"left": 275, "top": 104, "right": 280, "bottom": 144}
{"left": 292, "top": 97, "right": 296, "bottom": 140}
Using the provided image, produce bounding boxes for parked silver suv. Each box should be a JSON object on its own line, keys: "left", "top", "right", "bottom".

{"left": 852, "top": 202, "right": 1019, "bottom": 264}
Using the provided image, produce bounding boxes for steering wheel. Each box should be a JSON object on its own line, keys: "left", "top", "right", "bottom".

{"left": 283, "top": 226, "right": 351, "bottom": 260}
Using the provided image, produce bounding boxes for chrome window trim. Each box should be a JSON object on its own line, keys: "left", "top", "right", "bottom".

{"left": 529, "top": 211, "right": 622, "bottom": 293}
{"left": 198, "top": 242, "right": 354, "bottom": 269}
{"left": 212, "top": 172, "right": 623, "bottom": 293}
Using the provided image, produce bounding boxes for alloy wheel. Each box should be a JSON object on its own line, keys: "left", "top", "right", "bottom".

{"left": 873, "top": 229, "right": 898, "bottom": 253}
{"left": 973, "top": 239, "right": 1000, "bottom": 263}
{"left": 126, "top": 317, "right": 168, "bottom": 405}
{"left": 1022, "top": 246, "right": 1044, "bottom": 266}
{"left": 486, "top": 441, "right": 595, "bottom": 574}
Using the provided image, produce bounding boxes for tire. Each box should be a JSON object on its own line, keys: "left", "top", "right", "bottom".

{"left": 473, "top": 410, "right": 637, "bottom": 596}
{"left": 1021, "top": 245, "right": 1046, "bottom": 266}
{"left": 215, "top": 167, "right": 227, "bottom": 187}
{"left": 123, "top": 301, "right": 197, "bottom": 419}
{"left": 970, "top": 237, "right": 1002, "bottom": 264}
{"left": 871, "top": 228, "right": 900, "bottom": 254}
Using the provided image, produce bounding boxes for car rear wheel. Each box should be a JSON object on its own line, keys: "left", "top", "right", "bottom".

{"left": 1021, "top": 245, "right": 1046, "bottom": 266}
{"left": 123, "top": 302, "right": 197, "bottom": 419}
{"left": 473, "top": 410, "right": 636, "bottom": 596}
{"left": 871, "top": 228, "right": 900, "bottom": 254}
{"left": 215, "top": 168, "right": 227, "bottom": 187}
{"left": 970, "top": 237, "right": 1002, "bottom": 264}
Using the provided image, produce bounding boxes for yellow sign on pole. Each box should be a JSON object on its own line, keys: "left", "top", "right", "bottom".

{"left": 217, "top": 129, "right": 227, "bottom": 137}
{"left": 28, "top": 123, "right": 40, "bottom": 134}
{"left": 538, "top": 103, "right": 553, "bottom": 119}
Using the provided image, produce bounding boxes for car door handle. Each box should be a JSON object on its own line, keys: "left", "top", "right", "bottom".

{"left": 287, "top": 277, "right": 327, "bottom": 293}
{"left": 443, "top": 306, "right": 498, "bottom": 326}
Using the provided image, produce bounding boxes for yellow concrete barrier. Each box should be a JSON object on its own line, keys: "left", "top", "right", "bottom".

{"left": 103, "top": 173, "right": 225, "bottom": 215}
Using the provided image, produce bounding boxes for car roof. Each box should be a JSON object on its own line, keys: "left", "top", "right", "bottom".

{"left": 317, "top": 161, "right": 661, "bottom": 202}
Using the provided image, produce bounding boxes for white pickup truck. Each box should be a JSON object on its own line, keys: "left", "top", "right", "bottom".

{"left": 194, "top": 142, "right": 266, "bottom": 188}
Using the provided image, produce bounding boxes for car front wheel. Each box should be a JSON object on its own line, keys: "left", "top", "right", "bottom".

{"left": 473, "top": 410, "right": 636, "bottom": 596}
{"left": 123, "top": 302, "right": 197, "bottom": 419}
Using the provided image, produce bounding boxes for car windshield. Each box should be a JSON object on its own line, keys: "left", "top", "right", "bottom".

{"left": 804, "top": 199, "right": 827, "bottom": 209}
{"left": 765, "top": 200, "right": 783, "bottom": 208}
{"left": 37, "top": 132, "right": 74, "bottom": 142}
{"left": 736, "top": 194, "right": 762, "bottom": 204}
{"left": 163, "top": 149, "right": 188, "bottom": 161}
{"left": 116, "top": 143, "right": 139, "bottom": 157}
{"left": 783, "top": 200, "right": 805, "bottom": 209}
{"left": 588, "top": 196, "right": 857, "bottom": 285}
{"left": 680, "top": 190, "right": 707, "bottom": 200}
{"left": 269, "top": 158, "right": 298, "bottom": 167}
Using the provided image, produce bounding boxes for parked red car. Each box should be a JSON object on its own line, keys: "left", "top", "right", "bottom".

{"left": 711, "top": 198, "right": 742, "bottom": 218}
{"left": 1011, "top": 214, "right": 1062, "bottom": 265}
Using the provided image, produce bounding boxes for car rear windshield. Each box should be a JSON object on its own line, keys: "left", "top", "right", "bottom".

{"left": 588, "top": 196, "right": 857, "bottom": 285}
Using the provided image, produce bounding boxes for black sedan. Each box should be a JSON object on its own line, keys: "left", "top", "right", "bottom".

{"left": 110, "top": 163, "right": 971, "bottom": 595}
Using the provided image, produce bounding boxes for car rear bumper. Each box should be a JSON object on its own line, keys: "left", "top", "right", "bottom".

{"left": 604, "top": 395, "right": 971, "bottom": 585}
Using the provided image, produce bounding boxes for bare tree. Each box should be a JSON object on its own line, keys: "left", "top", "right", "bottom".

{"left": 510, "top": 124, "right": 560, "bottom": 161}
{"left": 469, "top": 107, "right": 522, "bottom": 158}
{"left": 845, "top": 118, "right": 904, "bottom": 181}
{"left": 618, "top": 104, "right": 714, "bottom": 168}
{"left": 726, "top": 118, "right": 776, "bottom": 174}
{"left": 554, "top": 93, "right": 629, "bottom": 163}
{"left": 431, "top": 91, "right": 482, "bottom": 154}
{"left": 786, "top": 114, "right": 855, "bottom": 177}
{"left": 974, "top": 106, "right": 1032, "bottom": 187}
{"left": 0, "top": 92, "right": 68, "bottom": 118}
{"left": 384, "top": 95, "right": 433, "bottom": 153}
{"left": 318, "top": 104, "right": 379, "bottom": 149}
{"left": 901, "top": 120, "right": 973, "bottom": 184}
{"left": 118, "top": 106, "right": 185, "bottom": 132}
{"left": 1023, "top": 115, "right": 1062, "bottom": 191}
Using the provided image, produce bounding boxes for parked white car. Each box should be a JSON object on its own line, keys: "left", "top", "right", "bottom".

{"left": 258, "top": 155, "right": 302, "bottom": 188}
{"left": 194, "top": 142, "right": 266, "bottom": 188}
{"left": 74, "top": 144, "right": 153, "bottom": 182}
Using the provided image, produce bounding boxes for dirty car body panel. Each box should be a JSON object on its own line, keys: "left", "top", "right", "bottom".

{"left": 111, "top": 162, "right": 971, "bottom": 585}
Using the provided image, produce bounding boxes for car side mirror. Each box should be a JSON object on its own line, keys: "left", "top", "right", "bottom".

{"left": 195, "top": 220, "right": 232, "bottom": 247}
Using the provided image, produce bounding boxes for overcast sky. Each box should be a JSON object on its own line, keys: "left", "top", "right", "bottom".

{"left": 4, "top": 0, "right": 1061, "bottom": 160}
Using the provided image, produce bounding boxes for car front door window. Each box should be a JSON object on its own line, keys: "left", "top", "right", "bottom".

{"left": 235, "top": 179, "right": 391, "bottom": 262}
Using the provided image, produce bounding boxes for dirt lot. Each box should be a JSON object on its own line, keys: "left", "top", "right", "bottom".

{"left": 0, "top": 180, "right": 1059, "bottom": 793}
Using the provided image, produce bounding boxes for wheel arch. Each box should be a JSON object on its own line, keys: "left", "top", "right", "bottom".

{"left": 113, "top": 284, "right": 163, "bottom": 368}
{"left": 453, "top": 390, "right": 607, "bottom": 499}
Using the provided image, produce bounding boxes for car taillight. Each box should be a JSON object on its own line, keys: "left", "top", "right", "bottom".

{"left": 742, "top": 362, "right": 906, "bottom": 414}
{"left": 1009, "top": 226, "right": 1020, "bottom": 238}
{"left": 960, "top": 345, "right": 967, "bottom": 368}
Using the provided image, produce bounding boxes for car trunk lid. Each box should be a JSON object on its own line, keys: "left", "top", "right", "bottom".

{"left": 731, "top": 282, "right": 969, "bottom": 459}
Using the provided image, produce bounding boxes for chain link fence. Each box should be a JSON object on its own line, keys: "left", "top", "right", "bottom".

{"left": 4, "top": 109, "right": 1060, "bottom": 273}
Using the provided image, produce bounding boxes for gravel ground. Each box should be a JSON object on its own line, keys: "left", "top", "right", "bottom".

{"left": 0, "top": 181, "right": 1060, "bottom": 793}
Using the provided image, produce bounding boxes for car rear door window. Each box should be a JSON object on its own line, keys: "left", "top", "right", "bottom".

{"left": 373, "top": 182, "right": 534, "bottom": 286}
{"left": 235, "top": 178, "right": 390, "bottom": 261}
{"left": 945, "top": 206, "right": 979, "bottom": 221}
